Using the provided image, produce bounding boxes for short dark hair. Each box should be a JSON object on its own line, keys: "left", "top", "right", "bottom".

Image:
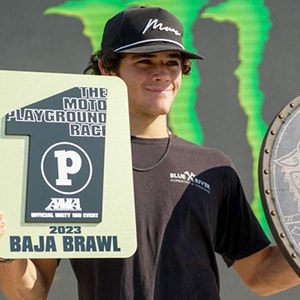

{"left": 84, "top": 50, "right": 192, "bottom": 75}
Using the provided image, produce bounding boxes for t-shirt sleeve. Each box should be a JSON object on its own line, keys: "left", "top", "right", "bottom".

{"left": 215, "top": 167, "right": 271, "bottom": 267}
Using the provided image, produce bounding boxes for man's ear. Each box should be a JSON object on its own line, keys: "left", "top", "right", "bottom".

{"left": 98, "top": 60, "right": 111, "bottom": 75}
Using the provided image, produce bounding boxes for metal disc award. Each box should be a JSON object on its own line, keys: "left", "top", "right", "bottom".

{"left": 259, "top": 95, "right": 300, "bottom": 276}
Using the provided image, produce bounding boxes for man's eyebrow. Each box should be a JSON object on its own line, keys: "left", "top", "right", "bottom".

{"left": 130, "top": 52, "right": 182, "bottom": 59}
{"left": 130, "top": 53, "right": 155, "bottom": 59}
{"left": 166, "top": 53, "right": 182, "bottom": 60}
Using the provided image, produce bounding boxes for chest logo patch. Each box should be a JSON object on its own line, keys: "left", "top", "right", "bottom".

{"left": 169, "top": 170, "right": 211, "bottom": 193}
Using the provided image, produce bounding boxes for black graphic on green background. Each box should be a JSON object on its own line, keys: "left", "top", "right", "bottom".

{"left": 5, "top": 87, "right": 107, "bottom": 223}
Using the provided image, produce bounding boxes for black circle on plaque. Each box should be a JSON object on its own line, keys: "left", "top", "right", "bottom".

{"left": 259, "top": 95, "right": 300, "bottom": 276}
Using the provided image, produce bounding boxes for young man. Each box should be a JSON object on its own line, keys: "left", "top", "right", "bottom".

{"left": 1, "top": 6, "right": 300, "bottom": 300}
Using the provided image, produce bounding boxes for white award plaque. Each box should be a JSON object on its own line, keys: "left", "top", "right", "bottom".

{"left": 0, "top": 70, "right": 136, "bottom": 258}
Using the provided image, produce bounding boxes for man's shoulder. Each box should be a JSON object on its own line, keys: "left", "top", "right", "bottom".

{"left": 172, "top": 135, "right": 232, "bottom": 164}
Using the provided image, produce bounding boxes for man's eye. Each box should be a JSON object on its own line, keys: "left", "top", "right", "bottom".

{"left": 138, "top": 59, "right": 151, "bottom": 64}
{"left": 167, "top": 60, "right": 180, "bottom": 66}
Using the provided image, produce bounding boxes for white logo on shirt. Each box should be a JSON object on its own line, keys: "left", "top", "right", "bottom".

{"left": 169, "top": 170, "right": 211, "bottom": 193}
{"left": 142, "top": 19, "right": 181, "bottom": 36}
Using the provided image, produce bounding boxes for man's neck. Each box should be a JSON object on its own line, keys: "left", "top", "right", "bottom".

{"left": 130, "top": 114, "right": 169, "bottom": 138}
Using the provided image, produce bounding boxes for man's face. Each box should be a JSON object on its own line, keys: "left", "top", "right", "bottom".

{"left": 116, "top": 51, "right": 183, "bottom": 119}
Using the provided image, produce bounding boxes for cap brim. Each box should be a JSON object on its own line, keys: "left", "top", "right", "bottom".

{"left": 117, "top": 43, "right": 204, "bottom": 60}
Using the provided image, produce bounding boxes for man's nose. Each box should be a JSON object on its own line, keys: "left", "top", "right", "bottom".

{"left": 151, "top": 66, "right": 171, "bottom": 81}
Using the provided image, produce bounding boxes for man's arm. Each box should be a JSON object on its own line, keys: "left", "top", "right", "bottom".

{"left": 233, "top": 246, "right": 300, "bottom": 296}
{"left": 0, "top": 213, "right": 58, "bottom": 299}
{"left": 0, "top": 258, "right": 58, "bottom": 300}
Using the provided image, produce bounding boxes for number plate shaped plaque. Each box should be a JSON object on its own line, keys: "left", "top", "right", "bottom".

{"left": 0, "top": 70, "right": 136, "bottom": 259}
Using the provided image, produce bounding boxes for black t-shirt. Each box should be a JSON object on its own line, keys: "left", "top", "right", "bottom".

{"left": 70, "top": 135, "right": 270, "bottom": 300}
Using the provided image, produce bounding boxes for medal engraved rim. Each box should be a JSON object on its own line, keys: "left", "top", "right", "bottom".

{"left": 259, "top": 95, "right": 300, "bottom": 276}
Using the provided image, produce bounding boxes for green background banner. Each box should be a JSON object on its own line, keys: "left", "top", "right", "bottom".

{"left": 1, "top": 0, "right": 299, "bottom": 298}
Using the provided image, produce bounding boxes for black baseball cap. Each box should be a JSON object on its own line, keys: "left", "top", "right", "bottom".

{"left": 101, "top": 7, "right": 204, "bottom": 59}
